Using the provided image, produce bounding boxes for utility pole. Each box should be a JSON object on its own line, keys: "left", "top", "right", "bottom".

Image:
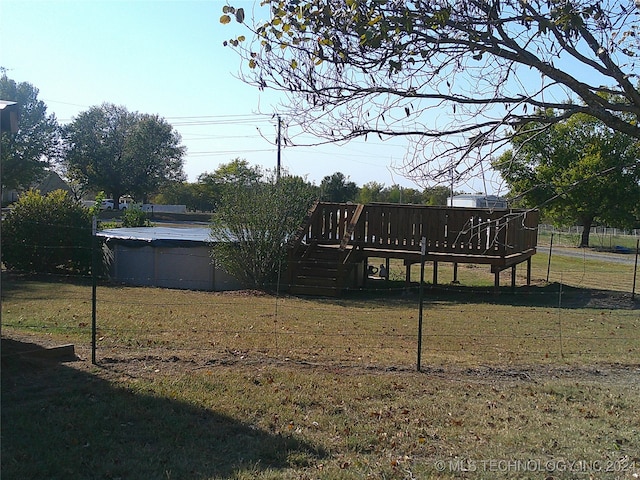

{"left": 276, "top": 115, "right": 282, "bottom": 182}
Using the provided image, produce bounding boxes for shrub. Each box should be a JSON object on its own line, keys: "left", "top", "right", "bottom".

{"left": 121, "top": 207, "right": 152, "bottom": 228}
{"left": 210, "top": 175, "right": 317, "bottom": 289}
{"left": 2, "top": 189, "right": 93, "bottom": 275}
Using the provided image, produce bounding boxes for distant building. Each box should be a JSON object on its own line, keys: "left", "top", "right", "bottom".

{"left": 447, "top": 194, "right": 508, "bottom": 209}
{"left": 2, "top": 171, "right": 72, "bottom": 205}
{"left": 34, "top": 171, "right": 73, "bottom": 196}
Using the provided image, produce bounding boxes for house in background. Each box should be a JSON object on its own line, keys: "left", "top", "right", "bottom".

{"left": 35, "top": 171, "right": 73, "bottom": 196}
{"left": 2, "top": 171, "right": 72, "bottom": 204}
{"left": 97, "top": 227, "right": 242, "bottom": 291}
{"left": 447, "top": 194, "right": 508, "bottom": 209}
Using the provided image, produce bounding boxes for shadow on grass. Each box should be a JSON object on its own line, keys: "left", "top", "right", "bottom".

{"left": 340, "top": 280, "right": 639, "bottom": 310}
{"left": 1, "top": 338, "right": 325, "bottom": 479}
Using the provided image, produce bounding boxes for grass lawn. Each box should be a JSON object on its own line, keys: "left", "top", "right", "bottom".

{"left": 2, "top": 250, "right": 639, "bottom": 479}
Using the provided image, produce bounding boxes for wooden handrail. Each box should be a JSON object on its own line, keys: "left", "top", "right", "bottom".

{"left": 291, "top": 203, "right": 538, "bottom": 257}
{"left": 287, "top": 201, "right": 319, "bottom": 257}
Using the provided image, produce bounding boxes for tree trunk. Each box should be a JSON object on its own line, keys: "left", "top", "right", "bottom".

{"left": 579, "top": 216, "right": 593, "bottom": 247}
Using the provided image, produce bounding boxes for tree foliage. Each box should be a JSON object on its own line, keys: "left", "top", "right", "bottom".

{"left": 210, "top": 173, "right": 318, "bottom": 289}
{"left": 197, "top": 158, "right": 263, "bottom": 210}
{"left": 0, "top": 73, "right": 60, "bottom": 192}
{"left": 63, "top": 103, "right": 186, "bottom": 204}
{"left": 1, "top": 189, "right": 93, "bottom": 274}
{"left": 121, "top": 207, "right": 152, "bottom": 228}
{"left": 222, "top": 1, "right": 640, "bottom": 184}
{"left": 494, "top": 111, "right": 640, "bottom": 246}
{"left": 152, "top": 182, "right": 208, "bottom": 212}
{"left": 319, "top": 171, "right": 358, "bottom": 202}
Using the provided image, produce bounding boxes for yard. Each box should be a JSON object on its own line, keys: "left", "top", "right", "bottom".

{"left": 2, "top": 250, "right": 639, "bottom": 479}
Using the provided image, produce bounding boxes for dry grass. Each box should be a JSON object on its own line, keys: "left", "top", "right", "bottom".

{"left": 2, "top": 249, "right": 640, "bottom": 479}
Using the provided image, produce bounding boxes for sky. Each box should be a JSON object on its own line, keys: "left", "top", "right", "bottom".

{"left": 0, "top": 0, "right": 497, "bottom": 193}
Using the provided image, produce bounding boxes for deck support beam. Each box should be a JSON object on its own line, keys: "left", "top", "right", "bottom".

{"left": 405, "top": 263, "right": 411, "bottom": 288}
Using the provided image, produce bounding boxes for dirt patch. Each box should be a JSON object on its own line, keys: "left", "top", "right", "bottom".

{"left": 6, "top": 332, "right": 637, "bottom": 389}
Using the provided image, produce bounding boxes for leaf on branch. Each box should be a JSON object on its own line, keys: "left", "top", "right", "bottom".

{"left": 405, "top": 107, "right": 410, "bottom": 117}
{"left": 220, "top": 14, "right": 232, "bottom": 25}
{"left": 235, "top": 7, "right": 245, "bottom": 23}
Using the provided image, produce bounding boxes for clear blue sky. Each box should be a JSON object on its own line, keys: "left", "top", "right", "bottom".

{"left": 1, "top": 0, "right": 493, "bottom": 192}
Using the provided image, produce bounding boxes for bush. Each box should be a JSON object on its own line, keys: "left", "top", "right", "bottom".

{"left": 121, "top": 207, "right": 152, "bottom": 227}
{"left": 2, "top": 189, "right": 94, "bottom": 275}
{"left": 210, "top": 175, "right": 317, "bottom": 289}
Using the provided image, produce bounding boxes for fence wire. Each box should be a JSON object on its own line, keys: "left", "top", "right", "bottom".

{"left": 2, "top": 224, "right": 639, "bottom": 368}
{"left": 3, "top": 250, "right": 638, "bottom": 370}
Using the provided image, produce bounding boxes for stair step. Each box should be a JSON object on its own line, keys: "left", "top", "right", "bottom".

{"left": 288, "top": 285, "right": 341, "bottom": 297}
{"left": 296, "top": 266, "right": 339, "bottom": 276}
{"left": 288, "top": 243, "right": 356, "bottom": 297}
{"left": 293, "top": 276, "right": 339, "bottom": 287}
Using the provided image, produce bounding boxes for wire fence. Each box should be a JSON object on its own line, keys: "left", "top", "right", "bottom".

{"left": 2, "top": 224, "right": 639, "bottom": 369}
{"left": 538, "top": 224, "right": 640, "bottom": 249}
{"left": 3, "top": 265, "right": 639, "bottom": 370}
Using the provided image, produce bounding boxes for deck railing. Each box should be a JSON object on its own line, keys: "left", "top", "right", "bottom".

{"left": 295, "top": 202, "right": 538, "bottom": 257}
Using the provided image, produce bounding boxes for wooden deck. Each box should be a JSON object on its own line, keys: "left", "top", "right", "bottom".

{"left": 287, "top": 202, "right": 539, "bottom": 296}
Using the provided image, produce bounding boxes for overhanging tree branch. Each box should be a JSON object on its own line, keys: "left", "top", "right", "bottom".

{"left": 221, "top": 0, "right": 640, "bottom": 185}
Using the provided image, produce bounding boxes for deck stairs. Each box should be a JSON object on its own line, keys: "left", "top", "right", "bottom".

{"left": 288, "top": 244, "right": 359, "bottom": 296}
{"left": 287, "top": 203, "right": 364, "bottom": 296}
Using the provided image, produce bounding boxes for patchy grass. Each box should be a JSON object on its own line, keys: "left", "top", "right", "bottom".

{"left": 2, "top": 256, "right": 640, "bottom": 479}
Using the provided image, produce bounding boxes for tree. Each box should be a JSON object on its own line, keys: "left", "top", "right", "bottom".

{"left": 63, "top": 103, "right": 185, "bottom": 204}
{"left": 0, "top": 73, "right": 60, "bottom": 193}
{"left": 210, "top": 172, "right": 317, "bottom": 289}
{"left": 199, "top": 158, "right": 262, "bottom": 187}
{"left": 319, "top": 172, "right": 358, "bottom": 202}
{"left": 423, "top": 186, "right": 453, "bottom": 206}
{"left": 494, "top": 111, "right": 640, "bottom": 247}
{"left": 197, "top": 158, "right": 263, "bottom": 210}
{"left": 152, "top": 182, "right": 207, "bottom": 212}
{"left": 356, "top": 181, "right": 385, "bottom": 204}
{"left": 385, "top": 185, "right": 424, "bottom": 204}
{"left": 221, "top": 1, "right": 640, "bottom": 185}
{"left": 1, "top": 189, "right": 93, "bottom": 274}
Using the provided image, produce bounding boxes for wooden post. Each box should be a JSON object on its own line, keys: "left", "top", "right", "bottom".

{"left": 526, "top": 257, "right": 532, "bottom": 286}
{"left": 453, "top": 262, "right": 458, "bottom": 283}
{"left": 405, "top": 262, "right": 412, "bottom": 289}
{"left": 433, "top": 261, "right": 438, "bottom": 285}
{"left": 511, "top": 265, "right": 516, "bottom": 291}
{"left": 494, "top": 270, "right": 500, "bottom": 291}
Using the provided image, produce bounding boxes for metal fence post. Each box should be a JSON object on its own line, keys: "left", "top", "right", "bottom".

{"left": 92, "top": 216, "right": 97, "bottom": 365}
{"left": 633, "top": 239, "right": 639, "bottom": 301}
{"left": 417, "top": 237, "right": 426, "bottom": 372}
